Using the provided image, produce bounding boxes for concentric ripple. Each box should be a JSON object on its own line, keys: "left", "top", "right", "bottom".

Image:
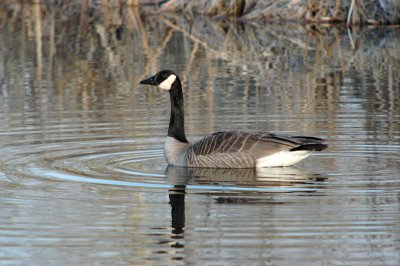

{"left": 1, "top": 123, "right": 400, "bottom": 194}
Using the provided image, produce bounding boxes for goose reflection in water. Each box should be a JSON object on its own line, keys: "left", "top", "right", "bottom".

{"left": 164, "top": 166, "right": 328, "bottom": 252}
{"left": 165, "top": 166, "right": 327, "bottom": 189}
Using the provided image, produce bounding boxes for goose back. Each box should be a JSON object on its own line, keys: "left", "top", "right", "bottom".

{"left": 181, "top": 132, "right": 326, "bottom": 168}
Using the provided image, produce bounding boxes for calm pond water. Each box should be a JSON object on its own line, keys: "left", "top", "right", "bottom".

{"left": 1, "top": 3, "right": 400, "bottom": 265}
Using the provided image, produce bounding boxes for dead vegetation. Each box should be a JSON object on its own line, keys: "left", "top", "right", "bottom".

{"left": 0, "top": 2, "right": 399, "bottom": 138}
{"left": 1, "top": 2, "right": 398, "bottom": 117}
{"left": 143, "top": 0, "right": 400, "bottom": 25}
{"left": 2, "top": 0, "right": 399, "bottom": 24}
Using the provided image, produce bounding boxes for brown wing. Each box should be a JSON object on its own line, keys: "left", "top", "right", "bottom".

{"left": 186, "top": 131, "right": 323, "bottom": 168}
{"left": 191, "top": 132, "right": 303, "bottom": 155}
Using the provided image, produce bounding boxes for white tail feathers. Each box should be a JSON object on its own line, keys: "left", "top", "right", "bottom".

{"left": 256, "top": 150, "right": 310, "bottom": 167}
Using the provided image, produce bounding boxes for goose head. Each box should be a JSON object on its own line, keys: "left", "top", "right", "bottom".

{"left": 140, "top": 70, "right": 177, "bottom": 91}
{"left": 140, "top": 70, "right": 188, "bottom": 144}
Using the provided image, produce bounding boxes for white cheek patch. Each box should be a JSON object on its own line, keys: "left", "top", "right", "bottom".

{"left": 158, "top": 74, "right": 176, "bottom": 90}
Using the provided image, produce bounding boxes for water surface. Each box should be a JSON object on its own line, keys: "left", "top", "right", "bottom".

{"left": 0, "top": 3, "right": 400, "bottom": 265}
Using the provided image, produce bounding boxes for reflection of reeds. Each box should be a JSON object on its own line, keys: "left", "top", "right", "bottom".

{"left": 33, "top": 2, "right": 42, "bottom": 79}
{"left": 0, "top": 3, "right": 399, "bottom": 140}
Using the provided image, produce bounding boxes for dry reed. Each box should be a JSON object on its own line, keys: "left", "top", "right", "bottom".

{"left": 147, "top": 0, "right": 400, "bottom": 25}
{"left": 0, "top": 2, "right": 399, "bottom": 135}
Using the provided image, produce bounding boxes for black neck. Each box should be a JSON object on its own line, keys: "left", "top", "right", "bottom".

{"left": 168, "top": 78, "right": 188, "bottom": 143}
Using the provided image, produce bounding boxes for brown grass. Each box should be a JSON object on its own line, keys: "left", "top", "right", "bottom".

{"left": 0, "top": 2, "right": 399, "bottom": 134}
{"left": 145, "top": 0, "right": 400, "bottom": 25}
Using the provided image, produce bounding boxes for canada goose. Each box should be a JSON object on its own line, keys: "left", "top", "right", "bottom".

{"left": 140, "top": 70, "right": 327, "bottom": 168}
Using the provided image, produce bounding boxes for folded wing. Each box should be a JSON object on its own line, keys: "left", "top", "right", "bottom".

{"left": 186, "top": 131, "right": 327, "bottom": 168}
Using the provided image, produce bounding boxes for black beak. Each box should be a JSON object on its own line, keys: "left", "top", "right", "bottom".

{"left": 140, "top": 75, "right": 156, "bottom": 85}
